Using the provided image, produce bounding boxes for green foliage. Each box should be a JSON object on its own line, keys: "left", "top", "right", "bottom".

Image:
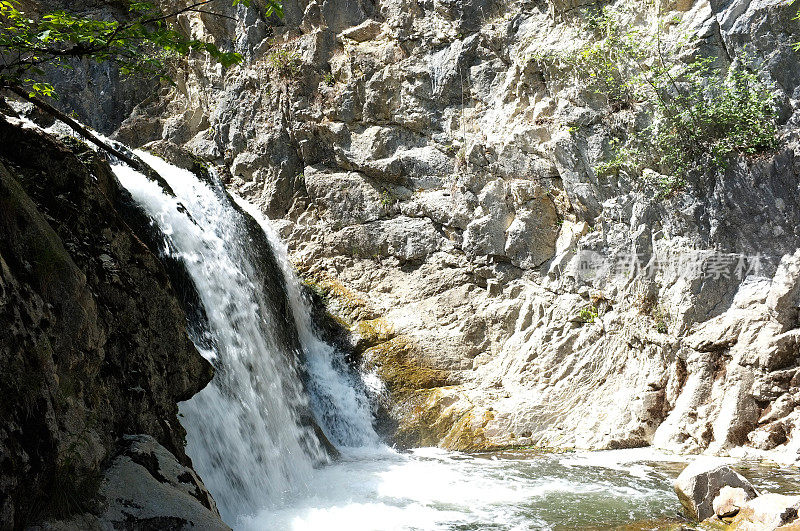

{"left": 530, "top": 8, "right": 644, "bottom": 107}
{"left": 380, "top": 189, "right": 396, "bottom": 207}
{"left": 603, "top": 55, "right": 777, "bottom": 196}
{"left": 651, "top": 305, "right": 671, "bottom": 334}
{"left": 0, "top": 0, "right": 282, "bottom": 97}
{"left": 655, "top": 317, "right": 668, "bottom": 334}
{"left": 322, "top": 71, "right": 335, "bottom": 86}
{"left": 651, "top": 57, "right": 777, "bottom": 175}
{"left": 594, "top": 138, "right": 637, "bottom": 179}
{"left": 267, "top": 48, "right": 301, "bottom": 78}
{"left": 578, "top": 305, "right": 598, "bottom": 324}
{"left": 544, "top": 6, "right": 780, "bottom": 195}
{"left": 792, "top": 0, "right": 800, "bottom": 51}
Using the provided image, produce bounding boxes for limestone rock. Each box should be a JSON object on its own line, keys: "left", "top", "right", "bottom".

{"left": 674, "top": 461, "right": 758, "bottom": 521}
{"left": 339, "top": 19, "right": 383, "bottom": 42}
{"left": 504, "top": 201, "right": 559, "bottom": 269}
{"left": 714, "top": 486, "right": 754, "bottom": 518}
{"left": 729, "top": 493, "right": 800, "bottom": 530}
{"left": 328, "top": 216, "right": 445, "bottom": 263}
{"left": 303, "top": 166, "right": 394, "bottom": 225}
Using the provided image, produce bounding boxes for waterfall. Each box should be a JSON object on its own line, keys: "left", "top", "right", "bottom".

{"left": 232, "top": 195, "right": 382, "bottom": 450}
{"left": 111, "top": 152, "right": 380, "bottom": 523}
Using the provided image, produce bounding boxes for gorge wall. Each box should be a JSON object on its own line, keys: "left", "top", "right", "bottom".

{"left": 0, "top": 109, "right": 226, "bottom": 528}
{"left": 51, "top": 0, "right": 800, "bottom": 460}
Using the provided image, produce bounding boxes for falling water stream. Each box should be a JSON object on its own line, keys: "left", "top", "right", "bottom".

{"left": 110, "top": 152, "right": 800, "bottom": 530}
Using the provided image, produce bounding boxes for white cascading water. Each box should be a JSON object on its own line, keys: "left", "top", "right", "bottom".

{"left": 232, "top": 194, "right": 382, "bottom": 450}
{"left": 112, "top": 152, "right": 381, "bottom": 523}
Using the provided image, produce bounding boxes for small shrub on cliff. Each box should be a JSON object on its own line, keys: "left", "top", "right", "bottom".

{"left": 560, "top": 7, "right": 780, "bottom": 193}
{"left": 578, "top": 305, "right": 598, "bottom": 324}
{"left": 380, "top": 189, "right": 397, "bottom": 207}
{"left": 594, "top": 138, "right": 638, "bottom": 179}
{"left": 598, "top": 57, "right": 777, "bottom": 194}
{"left": 652, "top": 56, "right": 777, "bottom": 172}
{"left": 268, "top": 49, "right": 302, "bottom": 78}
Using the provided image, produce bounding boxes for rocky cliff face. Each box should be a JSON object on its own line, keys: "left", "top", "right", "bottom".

{"left": 0, "top": 109, "right": 223, "bottom": 528}
{"left": 108, "top": 0, "right": 800, "bottom": 459}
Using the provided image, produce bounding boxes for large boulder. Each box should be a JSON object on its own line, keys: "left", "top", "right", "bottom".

{"left": 29, "top": 436, "right": 230, "bottom": 530}
{"left": 674, "top": 461, "right": 758, "bottom": 520}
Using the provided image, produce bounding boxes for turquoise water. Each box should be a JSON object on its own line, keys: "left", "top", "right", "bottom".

{"left": 240, "top": 448, "right": 687, "bottom": 530}
{"left": 239, "top": 448, "right": 800, "bottom": 530}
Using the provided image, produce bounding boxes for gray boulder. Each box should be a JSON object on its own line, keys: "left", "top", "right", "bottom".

{"left": 97, "top": 435, "right": 229, "bottom": 530}
{"left": 674, "top": 461, "right": 758, "bottom": 521}
{"left": 30, "top": 435, "right": 228, "bottom": 530}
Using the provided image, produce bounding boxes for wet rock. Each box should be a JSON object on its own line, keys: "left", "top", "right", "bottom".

{"left": 674, "top": 461, "right": 758, "bottom": 520}
{"left": 97, "top": 436, "right": 228, "bottom": 530}
{"left": 0, "top": 114, "right": 213, "bottom": 527}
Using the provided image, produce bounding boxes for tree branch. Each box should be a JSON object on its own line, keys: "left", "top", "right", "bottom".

{"left": 4, "top": 85, "right": 179, "bottom": 195}
{"left": 5, "top": 84, "right": 138, "bottom": 164}
{"left": 141, "top": 0, "right": 216, "bottom": 25}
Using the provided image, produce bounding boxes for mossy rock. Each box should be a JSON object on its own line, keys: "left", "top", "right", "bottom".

{"left": 299, "top": 271, "right": 377, "bottom": 323}
{"left": 297, "top": 269, "right": 499, "bottom": 451}
{"left": 354, "top": 318, "right": 394, "bottom": 352}
{"left": 393, "top": 389, "right": 498, "bottom": 451}
{"left": 363, "top": 336, "right": 450, "bottom": 399}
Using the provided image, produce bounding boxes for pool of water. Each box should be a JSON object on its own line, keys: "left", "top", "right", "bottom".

{"left": 236, "top": 447, "right": 800, "bottom": 530}
{"left": 238, "top": 448, "right": 693, "bottom": 530}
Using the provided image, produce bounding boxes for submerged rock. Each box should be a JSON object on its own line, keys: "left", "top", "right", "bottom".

{"left": 673, "top": 461, "right": 758, "bottom": 521}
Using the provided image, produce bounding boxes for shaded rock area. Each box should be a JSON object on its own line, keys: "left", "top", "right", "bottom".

{"left": 0, "top": 110, "right": 222, "bottom": 528}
